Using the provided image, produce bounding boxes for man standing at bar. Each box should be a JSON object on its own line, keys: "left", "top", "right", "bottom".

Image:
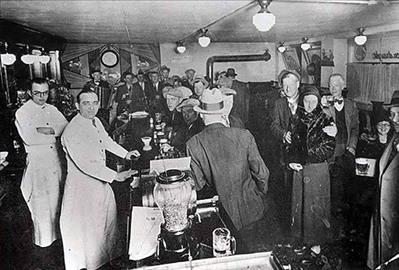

{"left": 60, "top": 89, "right": 139, "bottom": 270}
{"left": 323, "top": 73, "right": 359, "bottom": 227}
{"left": 15, "top": 78, "right": 68, "bottom": 265}
{"left": 187, "top": 88, "right": 269, "bottom": 232}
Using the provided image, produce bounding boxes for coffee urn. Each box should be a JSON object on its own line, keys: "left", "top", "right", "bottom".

{"left": 153, "top": 169, "right": 198, "bottom": 262}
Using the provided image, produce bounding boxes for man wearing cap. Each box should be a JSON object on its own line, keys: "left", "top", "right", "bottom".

{"left": 192, "top": 76, "right": 209, "bottom": 99}
{"left": 83, "top": 69, "right": 112, "bottom": 123}
{"left": 367, "top": 90, "right": 399, "bottom": 269}
{"left": 163, "top": 86, "right": 191, "bottom": 130}
{"left": 187, "top": 88, "right": 269, "bottom": 232}
{"left": 172, "top": 98, "right": 204, "bottom": 152}
{"left": 182, "top": 68, "right": 196, "bottom": 92}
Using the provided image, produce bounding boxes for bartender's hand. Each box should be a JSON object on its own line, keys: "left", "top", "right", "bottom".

{"left": 115, "top": 169, "right": 137, "bottom": 182}
{"left": 289, "top": 163, "right": 303, "bottom": 172}
{"left": 125, "top": 150, "right": 141, "bottom": 160}
{"left": 323, "top": 123, "right": 337, "bottom": 137}
{"left": 36, "top": 127, "right": 55, "bottom": 135}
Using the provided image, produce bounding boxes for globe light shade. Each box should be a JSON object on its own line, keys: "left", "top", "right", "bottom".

{"left": 21, "top": 54, "right": 36, "bottom": 65}
{"left": 176, "top": 44, "right": 186, "bottom": 54}
{"left": 277, "top": 44, "right": 286, "bottom": 53}
{"left": 354, "top": 34, "right": 367, "bottom": 46}
{"left": 253, "top": 11, "right": 275, "bottom": 32}
{"left": 301, "top": 42, "right": 311, "bottom": 51}
{"left": 1, "top": 53, "right": 16, "bottom": 65}
{"left": 198, "top": 35, "right": 211, "bottom": 48}
{"left": 39, "top": 55, "right": 51, "bottom": 64}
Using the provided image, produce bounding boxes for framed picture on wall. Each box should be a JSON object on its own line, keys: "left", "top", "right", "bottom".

{"left": 282, "top": 48, "right": 301, "bottom": 72}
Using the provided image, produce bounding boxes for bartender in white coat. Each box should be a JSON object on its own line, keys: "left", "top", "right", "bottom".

{"left": 15, "top": 78, "right": 68, "bottom": 248}
{"left": 60, "top": 89, "right": 140, "bottom": 270}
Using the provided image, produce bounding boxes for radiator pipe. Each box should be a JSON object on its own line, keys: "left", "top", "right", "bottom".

{"left": 206, "top": 51, "right": 271, "bottom": 86}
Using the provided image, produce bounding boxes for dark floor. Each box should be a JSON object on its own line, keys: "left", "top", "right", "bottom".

{"left": 0, "top": 172, "right": 375, "bottom": 270}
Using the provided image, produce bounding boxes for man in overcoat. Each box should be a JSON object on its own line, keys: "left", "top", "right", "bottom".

{"left": 186, "top": 88, "right": 269, "bottom": 231}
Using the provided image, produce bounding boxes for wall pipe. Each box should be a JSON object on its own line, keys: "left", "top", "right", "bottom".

{"left": 206, "top": 51, "right": 271, "bottom": 86}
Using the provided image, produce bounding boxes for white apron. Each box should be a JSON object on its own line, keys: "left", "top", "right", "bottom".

{"left": 61, "top": 114, "right": 128, "bottom": 270}
{"left": 15, "top": 100, "right": 68, "bottom": 247}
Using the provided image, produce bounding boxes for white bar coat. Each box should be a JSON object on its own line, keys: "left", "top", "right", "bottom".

{"left": 60, "top": 113, "right": 128, "bottom": 270}
{"left": 15, "top": 99, "right": 68, "bottom": 247}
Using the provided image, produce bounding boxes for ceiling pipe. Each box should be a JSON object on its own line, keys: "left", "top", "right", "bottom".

{"left": 206, "top": 52, "right": 271, "bottom": 86}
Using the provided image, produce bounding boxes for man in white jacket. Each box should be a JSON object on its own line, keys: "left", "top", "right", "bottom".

{"left": 61, "top": 89, "right": 139, "bottom": 270}
{"left": 15, "top": 78, "right": 68, "bottom": 263}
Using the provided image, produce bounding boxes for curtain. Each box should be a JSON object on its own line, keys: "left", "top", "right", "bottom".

{"left": 347, "top": 63, "right": 399, "bottom": 103}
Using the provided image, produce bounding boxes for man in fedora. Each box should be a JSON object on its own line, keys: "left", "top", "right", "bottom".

{"left": 186, "top": 88, "right": 269, "bottom": 232}
{"left": 367, "top": 90, "right": 399, "bottom": 269}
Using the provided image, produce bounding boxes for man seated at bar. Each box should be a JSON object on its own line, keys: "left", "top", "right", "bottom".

{"left": 171, "top": 98, "right": 204, "bottom": 153}
{"left": 186, "top": 88, "right": 269, "bottom": 233}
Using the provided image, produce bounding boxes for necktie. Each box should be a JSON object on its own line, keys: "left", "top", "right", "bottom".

{"left": 334, "top": 98, "right": 344, "bottom": 105}
{"left": 92, "top": 119, "right": 97, "bottom": 127}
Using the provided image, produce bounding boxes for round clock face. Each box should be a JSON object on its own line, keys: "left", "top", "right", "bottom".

{"left": 355, "top": 45, "right": 367, "bottom": 61}
{"left": 101, "top": 50, "right": 119, "bottom": 67}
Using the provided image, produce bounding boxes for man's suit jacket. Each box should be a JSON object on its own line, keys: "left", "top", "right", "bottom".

{"left": 270, "top": 97, "right": 292, "bottom": 141}
{"left": 187, "top": 123, "right": 269, "bottom": 231}
{"left": 322, "top": 98, "right": 359, "bottom": 152}
{"left": 368, "top": 133, "right": 399, "bottom": 268}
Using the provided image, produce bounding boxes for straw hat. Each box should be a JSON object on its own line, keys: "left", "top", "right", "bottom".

{"left": 194, "top": 88, "right": 225, "bottom": 114}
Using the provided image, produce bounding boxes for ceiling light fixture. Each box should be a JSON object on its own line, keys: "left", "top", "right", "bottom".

{"left": 198, "top": 29, "right": 211, "bottom": 48}
{"left": 354, "top": 27, "right": 367, "bottom": 46}
{"left": 253, "top": 0, "right": 275, "bottom": 32}
{"left": 277, "top": 42, "right": 286, "bottom": 53}
{"left": 21, "top": 45, "right": 35, "bottom": 65}
{"left": 300, "top": 37, "right": 311, "bottom": 51}
{"left": 0, "top": 42, "right": 16, "bottom": 66}
{"left": 176, "top": 41, "right": 186, "bottom": 54}
{"left": 39, "top": 48, "right": 51, "bottom": 64}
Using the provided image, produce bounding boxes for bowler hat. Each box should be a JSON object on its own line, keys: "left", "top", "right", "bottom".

{"left": 383, "top": 90, "right": 399, "bottom": 109}
{"left": 194, "top": 88, "right": 225, "bottom": 114}
{"left": 226, "top": 68, "right": 237, "bottom": 77}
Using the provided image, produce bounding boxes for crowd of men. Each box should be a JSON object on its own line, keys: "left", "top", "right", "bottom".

{"left": 10, "top": 64, "right": 399, "bottom": 269}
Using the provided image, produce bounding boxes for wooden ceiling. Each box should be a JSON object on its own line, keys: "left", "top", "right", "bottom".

{"left": 1, "top": 0, "right": 399, "bottom": 44}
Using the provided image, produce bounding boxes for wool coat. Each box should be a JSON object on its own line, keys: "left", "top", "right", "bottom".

{"left": 187, "top": 123, "right": 269, "bottom": 231}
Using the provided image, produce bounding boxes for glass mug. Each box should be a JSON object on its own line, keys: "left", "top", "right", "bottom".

{"left": 356, "top": 158, "right": 369, "bottom": 174}
{"left": 212, "top": 228, "right": 236, "bottom": 257}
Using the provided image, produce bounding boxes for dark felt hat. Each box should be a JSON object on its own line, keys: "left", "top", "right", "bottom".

{"left": 383, "top": 90, "right": 399, "bottom": 109}
{"left": 160, "top": 65, "right": 170, "bottom": 72}
{"left": 226, "top": 68, "right": 237, "bottom": 77}
{"left": 137, "top": 69, "right": 144, "bottom": 75}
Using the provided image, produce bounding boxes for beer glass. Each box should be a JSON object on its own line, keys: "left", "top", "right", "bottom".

{"left": 212, "top": 228, "right": 236, "bottom": 257}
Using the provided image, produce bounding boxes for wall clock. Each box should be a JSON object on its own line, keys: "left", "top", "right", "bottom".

{"left": 101, "top": 50, "right": 119, "bottom": 68}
